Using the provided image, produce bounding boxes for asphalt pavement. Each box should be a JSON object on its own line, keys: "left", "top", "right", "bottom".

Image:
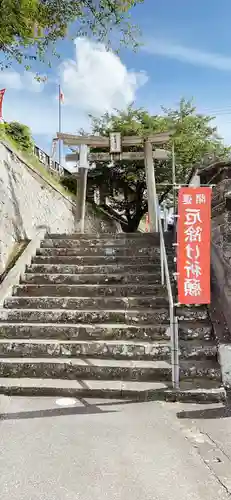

{"left": 0, "top": 395, "right": 230, "bottom": 500}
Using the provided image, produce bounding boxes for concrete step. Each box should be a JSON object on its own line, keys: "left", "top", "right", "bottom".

{"left": 4, "top": 296, "right": 169, "bottom": 310}
{"left": 0, "top": 357, "right": 172, "bottom": 381}
{"left": 41, "top": 238, "right": 171, "bottom": 249}
{"left": 36, "top": 247, "right": 173, "bottom": 257}
{"left": 178, "top": 341, "right": 217, "bottom": 360}
{"left": 179, "top": 360, "right": 221, "bottom": 381}
{"left": 0, "top": 378, "right": 225, "bottom": 402}
{"left": 0, "top": 339, "right": 217, "bottom": 361}
{"left": 26, "top": 263, "right": 167, "bottom": 275}
{"left": 0, "top": 357, "right": 221, "bottom": 381}
{"left": 177, "top": 307, "right": 208, "bottom": 321}
{"left": 0, "top": 308, "right": 170, "bottom": 325}
{"left": 179, "top": 322, "right": 212, "bottom": 341}
{"left": 20, "top": 272, "right": 171, "bottom": 286}
{"left": 0, "top": 308, "right": 208, "bottom": 325}
{"left": 46, "top": 233, "right": 155, "bottom": 239}
{"left": 0, "top": 339, "right": 170, "bottom": 360}
{"left": 45, "top": 232, "right": 173, "bottom": 242}
{"left": 0, "top": 323, "right": 212, "bottom": 342}
{"left": 13, "top": 283, "right": 167, "bottom": 297}
{"left": 32, "top": 255, "right": 162, "bottom": 265}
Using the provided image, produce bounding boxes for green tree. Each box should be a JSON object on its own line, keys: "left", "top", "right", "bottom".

{"left": 4, "top": 121, "right": 34, "bottom": 151}
{"left": 85, "top": 100, "right": 230, "bottom": 232}
{"left": 0, "top": 0, "right": 144, "bottom": 69}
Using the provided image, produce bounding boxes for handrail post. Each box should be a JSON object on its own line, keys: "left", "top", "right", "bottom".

{"left": 170, "top": 312, "right": 180, "bottom": 389}
{"left": 173, "top": 317, "right": 180, "bottom": 389}
{"left": 163, "top": 201, "right": 168, "bottom": 232}
{"left": 170, "top": 308, "right": 175, "bottom": 385}
{"left": 159, "top": 215, "right": 165, "bottom": 285}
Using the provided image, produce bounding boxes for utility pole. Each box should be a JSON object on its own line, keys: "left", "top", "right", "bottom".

{"left": 75, "top": 144, "right": 89, "bottom": 233}
{"left": 58, "top": 84, "right": 62, "bottom": 165}
{"left": 144, "top": 140, "right": 158, "bottom": 232}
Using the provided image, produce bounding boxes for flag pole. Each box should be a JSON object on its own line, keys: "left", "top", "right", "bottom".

{"left": 58, "top": 84, "right": 61, "bottom": 164}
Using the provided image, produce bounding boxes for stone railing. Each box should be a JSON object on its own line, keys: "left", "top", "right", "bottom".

{"left": 33, "top": 145, "right": 64, "bottom": 176}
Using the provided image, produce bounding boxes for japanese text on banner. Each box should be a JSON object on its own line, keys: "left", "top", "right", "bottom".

{"left": 177, "top": 187, "right": 211, "bottom": 305}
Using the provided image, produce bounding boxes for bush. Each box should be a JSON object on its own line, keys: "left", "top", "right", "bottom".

{"left": 5, "top": 121, "right": 34, "bottom": 151}
{"left": 61, "top": 175, "right": 77, "bottom": 194}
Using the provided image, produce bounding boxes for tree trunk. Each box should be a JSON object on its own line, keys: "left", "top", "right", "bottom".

{"left": 123, "top": 219, "right": 140, "bottom": 232}
{"left": 123, "top": 205, "right": 147, "bottom": 232}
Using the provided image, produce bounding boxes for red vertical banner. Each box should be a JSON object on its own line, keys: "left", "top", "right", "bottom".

{"left": 177, "top": 187, "right": 211, "bottom": 305}
{"left": 0, "top": 89, "right": 5, "bottom": 119}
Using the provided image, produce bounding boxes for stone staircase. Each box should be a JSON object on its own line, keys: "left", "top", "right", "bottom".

{"left": 0, "top": 232, "right": 225, "bottom": 402}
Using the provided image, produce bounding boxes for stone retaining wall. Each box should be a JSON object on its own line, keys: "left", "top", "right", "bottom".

{"left": 0, "top": 141, "right": 120, "bottom": 273}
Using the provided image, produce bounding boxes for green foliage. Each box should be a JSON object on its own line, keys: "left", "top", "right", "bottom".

{"left": 0, "top": 122, "right": 5, "bottom": 135}
{"left": 0, "top": 121, "right": 74, "bottom": 197}
{"left": 0, "top": 0, "right": 144, "bottom": 69}
{"left": 88, "top": 100, "right": 230, "bottom": 231}
{"left": 61, "top": 175, "right": 77, "bottom": 195}
{"left": 4, "top": 121, "right": 34, "bottom": 151}
{"left": 161, "top": 99, "right": 230, "bottom": 180}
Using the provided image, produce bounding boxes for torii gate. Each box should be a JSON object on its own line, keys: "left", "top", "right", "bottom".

{"left": 57, "top": 131, "right": 171, "bottom": 232}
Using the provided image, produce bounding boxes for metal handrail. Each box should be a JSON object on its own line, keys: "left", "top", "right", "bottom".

{"left": 156, "top": 196, "right": 180, "bottom": 390}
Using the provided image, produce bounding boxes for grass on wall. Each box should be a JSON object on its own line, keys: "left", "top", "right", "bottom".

{"left": 0, "top": 121, "right": 121, "bottom": 228}
{"left": 0, "top": 124, "right": 74, "bottom": 199}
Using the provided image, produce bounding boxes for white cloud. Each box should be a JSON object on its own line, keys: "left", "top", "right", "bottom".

{"left": 0, "top": 69, "right": 45, "bottom": 92}
{"left": 143, "top": 39, "right": 231, "bottom": 71}
{"left": 213, "top": 115, "right": 231, "bottom": 144}
{"left": 0, "top": 70, "right": 22, "bottom": 90}
{"left": 22, "top": 72, "right": 46, "bottom": 93}
{"left": 59, "top": 37, "right": 148, "bottom": 114}
{"left": 0, "top": 37, "right": 148, "bottom": 147}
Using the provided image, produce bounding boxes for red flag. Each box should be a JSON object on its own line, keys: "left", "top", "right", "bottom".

{"left": 59, "top": 89, "right": 64, "bottom": 104}
{"left": 0, "top": 89, "right": 6, "bottom": 119}
{"left": 177, "top": 187, "right": 211, "bottom": 305}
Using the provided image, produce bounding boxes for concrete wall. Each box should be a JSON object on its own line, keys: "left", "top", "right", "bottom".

{"left": 197, "top": 164, "right": 231, "bottom": 388}
{"left": 0, "top": 142, "right": 120, "bottom": 273}
{"left": 219, "top": 345, "right": 231, "bottom": 389}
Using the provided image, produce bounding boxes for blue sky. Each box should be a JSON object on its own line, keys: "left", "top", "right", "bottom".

{"left": 1, "top": 0, "right": 231, "bottom": 160}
